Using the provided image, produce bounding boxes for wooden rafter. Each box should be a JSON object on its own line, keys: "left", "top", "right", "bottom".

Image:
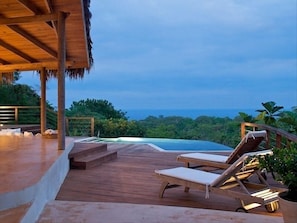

{"left": 0, "top": 14, "right": 58, "bottom": 26}
{"left": 43, "top": 0, "right": 58, "bottom": 36}
{"left": 8, "top": 25, "right": 57, "bottom": 58}
{"left": 0, "top": 58, "right": 9, "bottom": 65}
{"left": 44, "top": 0, "right": 54, "bottom": 13}
{"left": 0, "top": 13, "right": 55, "bottom": 56}
{"left": 0, "top": 39, "right": 36, "bottom": 63}
{"left": 17, "top": 0, "right": 54, "bottom": 29}
{"left": 17, "top": 0, "right": 41, "bottom": 14}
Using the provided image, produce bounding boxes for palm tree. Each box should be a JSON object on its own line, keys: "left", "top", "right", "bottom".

{"left": 256, "top": 101, "right": 284, "bottom": 126}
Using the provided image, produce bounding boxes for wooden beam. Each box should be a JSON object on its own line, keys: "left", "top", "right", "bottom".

{"left": 43, "top": 0, "right": 58, "bottom": 36}
{"left": 17, "top": 0, "right": 55, "bottom": 30}
{"left": 44, "top": 0, "right": 54, "bottom": 15}
{"left": 17, "top": 0, "right": 41, "bottom": 15}
{"left": 8, "top": 25, "right": 57, "bottom": 58}
{"left": 0, "top": 13, "right": 57, "bottom": 59}
{"left": 0, "top": 61, "right": 89, "bottom": 72}
{"left": 0, "top": 13, "right": 59, "bottom": 26}
{"left": 0, "top": 58, "right": 9, "bottom": 65}
{"left": 0, "top": 39, "right": 36, "bottom": 63}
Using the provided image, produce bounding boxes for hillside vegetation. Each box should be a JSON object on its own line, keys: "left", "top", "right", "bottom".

{"left": 66, "top": 99, "right": 297, "bottom": 148}
{"left": 1, "top": 82, "right": 296, "bottom": 148}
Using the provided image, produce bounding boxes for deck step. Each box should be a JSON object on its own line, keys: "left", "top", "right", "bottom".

{"left": 71, "top": 150, "right": 118, "bottom": 169}
{"left": 69, "top": 143, "right": 117, "bottom": 169}
{"left": 69, "top": 143, "right": 107, "bottom": 159}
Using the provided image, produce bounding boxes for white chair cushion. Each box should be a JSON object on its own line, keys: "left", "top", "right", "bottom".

{"left": 178, "top": 153, "right": 228, "bottom": 163}
{"left": 155, "top": 167, "right": 220, "bottom": 185}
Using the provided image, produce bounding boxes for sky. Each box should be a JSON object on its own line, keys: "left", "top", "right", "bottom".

{"left": 19, "top": 0, "right": 297, "bottom": 111}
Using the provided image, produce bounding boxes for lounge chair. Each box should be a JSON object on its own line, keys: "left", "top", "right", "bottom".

{"left": 155, "top": 150, "right": 283, "bottom": 213}
{"left": 177, "top": 130, "right": 267, "bottom": 169}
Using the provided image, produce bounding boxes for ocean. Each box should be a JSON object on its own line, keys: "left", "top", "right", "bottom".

{"left": 125, "top": 108, "right": 258, "bottom": 120}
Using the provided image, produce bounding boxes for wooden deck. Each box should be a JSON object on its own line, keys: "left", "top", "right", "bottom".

{"left": 56, "top": 143, "right": 282, "bottom": 217}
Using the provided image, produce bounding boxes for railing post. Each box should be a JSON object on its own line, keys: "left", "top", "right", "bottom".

{"left": 265, "top": 130, "right": 270, "bottom": 149}
{"left": 240, "top": 122, "right": 246, "bottom": 139}
{"left": 65, "top": 117, "right": 69, "bottom": 136}
{"left": 276, "top": 134, "right": 282, "bottom": 148}
{"left": 14, "top": 107, "right": 18, "bottom": 124}
{"left": 91, "top": 117, "right": 94, "bottom": 136}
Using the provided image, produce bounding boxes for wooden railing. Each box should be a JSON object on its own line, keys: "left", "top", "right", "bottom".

{"left": 0, "top": 106, "right": 95, "bottom": 136}
{"left": 0, "top": 106, "right": 57, "bottom": 129}
{"left": 2, "top": 107, "right": 295, "bottom": 140}
{"left": 65, "top": 117, "right": 95, "bottom": 137}
{"left": 241, "top": 122, "right": 297, "bottom": 149}
{"left": 0, "top": 105, "right": 40, "bottom": 124}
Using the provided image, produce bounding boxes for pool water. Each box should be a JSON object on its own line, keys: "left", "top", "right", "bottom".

{"left": 90, "top": 137, "right": 233, "bottom": 152}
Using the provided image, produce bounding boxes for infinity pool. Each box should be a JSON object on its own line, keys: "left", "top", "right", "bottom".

{"left": 81, "top": 137, "right": 233, "bottom": 152}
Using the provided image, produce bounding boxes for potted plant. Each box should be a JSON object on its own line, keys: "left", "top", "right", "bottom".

{"left": 259, "top": 143, "right": 297, "bottom": 223}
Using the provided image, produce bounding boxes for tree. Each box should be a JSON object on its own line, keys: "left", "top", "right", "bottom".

{"left": 96, "top": 119, "right": 145, "bottom": 137}
{"left": 238, "top": 112, "right": 256, "bottom": 123}
{"left": 0, "top": 83, "right": 40, "bottom": 106}
{"left": 66, "top": 99, "right": 127, "bottom": 120}
{"left": 256, "top": 101, "right": 284, "bottom": 126}
{"left": 278, "top": 106, "right": 297, "bottom": 134}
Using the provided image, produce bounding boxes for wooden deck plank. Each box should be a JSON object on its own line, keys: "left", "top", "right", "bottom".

{"left": 56, "top": 143, "right": 282, "bottom": 217}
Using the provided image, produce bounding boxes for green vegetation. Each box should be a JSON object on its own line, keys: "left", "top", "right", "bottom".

{"left": 66, "top": 99, "right": 144, "bottom": 137}
{"left": 240, "top": 101, "right": 297, "bottom": 134}
{"left": 259, "top": 143, "right": 297, "bottom": 201}
{"left": 1, "top": 80, "right": 296, "bottom": 148}
{"left": 0, "top": 84, "right": 41, "bottom": 106}
{"left": 0, "top": 74, "right": 54, "bottom": 109}
{"left": 66, "top": 99, "right": 127, "bottom": 119}
{"left": 65, "top": 99, "right": 296, "bottom": 148}
{"left": 256, "top": 101, "right": 284, "bottom": 126}
{"left": 138, "top": 116, "right": 241, "bottom": 148}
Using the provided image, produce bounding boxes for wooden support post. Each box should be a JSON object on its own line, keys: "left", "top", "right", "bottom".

{"left": 40, "top": 67, "right": 47, "bottom": 134}
{"left": 57, "top": 11, "right": 67, "bottom": 150}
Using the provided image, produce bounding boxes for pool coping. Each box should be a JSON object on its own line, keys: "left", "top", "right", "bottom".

{"left": 74, "top": 137, "right": 234, "bottom": 153}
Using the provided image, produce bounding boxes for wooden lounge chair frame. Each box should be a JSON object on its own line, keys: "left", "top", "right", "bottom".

{"left": 155, "top": 150, "right": 284, "bottom": 213}
{"left": 177, "top": 130, "right": 267, "bottom": 169}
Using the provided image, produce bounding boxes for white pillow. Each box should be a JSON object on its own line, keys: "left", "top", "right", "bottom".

{"left": 0, "top": 128, "right": 21, "bottom": 133}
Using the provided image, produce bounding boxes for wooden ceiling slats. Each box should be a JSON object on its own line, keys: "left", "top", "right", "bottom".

{"left": 17, "top": 0, "right": 56, "bottom": 31}
{"left": 8, "top": 25, "right": 57, "bottom": 58}
{"left": 0, "top": 0, "right": 92, "bottom": 75}
{"left": 0, "top": 39, "right": 36, "bottom": 63}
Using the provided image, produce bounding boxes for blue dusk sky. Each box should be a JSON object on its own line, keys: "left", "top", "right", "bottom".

{"left": 19, "top": 0, "right": 297, "bottom": 111}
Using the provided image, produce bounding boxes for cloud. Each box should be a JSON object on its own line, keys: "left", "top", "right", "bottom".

{"left": 93, "top": 0, "right": 293, "bottom": 32}
{"left": 18, "top": 0, "right": 297, "bottom": 111}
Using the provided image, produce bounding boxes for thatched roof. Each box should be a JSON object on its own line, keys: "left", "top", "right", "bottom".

{"left": 0, "top": 0, "right": 93, "bottom": 80}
